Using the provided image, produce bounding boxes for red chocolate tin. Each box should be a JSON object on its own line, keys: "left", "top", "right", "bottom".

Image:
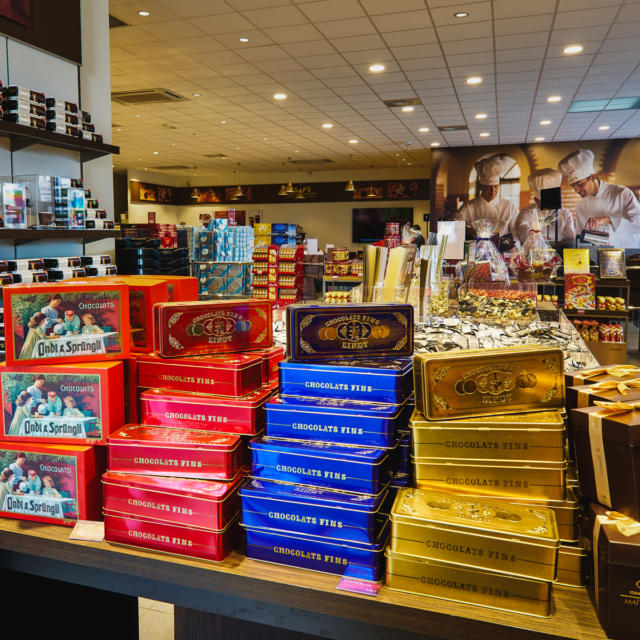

{"left": 135, "top": 352, "right": 263, "bottom": 397}
{"left": 107, "top": 424, "right": 243, "bottom": 480}
{"left": 104, "top": 509, "right": 238, "bottom": 562}
{"left": 139, "top": 386, "right": 273, "bottom": 435}
{"left": 102, "top": 470, "right": 242, "bottom": 530}
{"left": 153, "top": 299, "right": 272, "bottom": 358}
{"left": 252, "top": 345, "right": 285, "bottom": 383}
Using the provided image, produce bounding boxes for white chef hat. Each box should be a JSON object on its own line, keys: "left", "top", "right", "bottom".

{"left": 528, "top": 168, "right": 562, "bottom": 198}
{"left": 475, "top": 154, "right": 510, "bottom": 186}
{"left": 558, "top": 149, "right": 596, "bottom": 184}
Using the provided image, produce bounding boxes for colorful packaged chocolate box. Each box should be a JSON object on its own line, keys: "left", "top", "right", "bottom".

{"left": 252, "top": 346, "right": 285, "bottom": 384}
{"left": 279, "top": 357, "right": 413, "bottom": 404}
{"left": 265, "top": 395, "right": 408, "bottom": 448}
{"left": 108, "top": 424, "right": 243, "bottom": 480}
{"left": 244, "top": 520, "right": 389, "bottom": 581}
{"left": 3, "top": 282, "right": 130, "bottom": 365}
{"left": 0, "top": 362, "right": 124, "bottom": 445}
{"left": 136, "top": 352, "right": 263, "bottom": 398}
{"left": 140, "top": 386, "right": 272, "bottom": 435}
{"left": 240, "top": 477, "right": 388, "bottom": 544}
{"left": 102, "top": 470, "right": 242, "bottom": 530}
{"left": 250, "top": 437, "right": 392, "bottom": 495}
{"left": 0, "top": 442, "right": 104, "bottom": 526}
{"left": 153, "top": 299, "right": 272, "bottom": 358}
{"left": 286, "top": 303, "right": 413, "bottom": 362}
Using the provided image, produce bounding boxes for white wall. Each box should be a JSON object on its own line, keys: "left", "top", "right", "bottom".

{"left": 126, "top": 168, "right": 188, "bottom": 224}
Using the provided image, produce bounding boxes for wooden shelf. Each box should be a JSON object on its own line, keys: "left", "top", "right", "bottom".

{"left": 0, "top": 518, "right": 608, "bottom": 640}
{"left": 550, "top": 277, "right": 630, "bottom": 289}
{"left": 564, "top": 309, "right": 628, "bottom": 319}
{"left": 0, "top": 119, "right": 119, "bottom": 161}
{"left": 322, "top": 276, "right": 363, "bottom": 282}
{"left": 0, "top": 228, "right": 121, "bottom": 246}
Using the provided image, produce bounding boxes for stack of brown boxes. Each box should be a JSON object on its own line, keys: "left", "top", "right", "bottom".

{"left": 386, "top": 346, "right": 572, "bottom": 616}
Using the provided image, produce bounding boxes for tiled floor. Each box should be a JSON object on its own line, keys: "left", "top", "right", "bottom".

{"left": 139, "top": 598, "right": 174, "bottom": 640}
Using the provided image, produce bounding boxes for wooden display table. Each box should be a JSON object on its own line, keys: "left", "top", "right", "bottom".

{"left": 0, "top": 518, "right": 609, "bottom": 640}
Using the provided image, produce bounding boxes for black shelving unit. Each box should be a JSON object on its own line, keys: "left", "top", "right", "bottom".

{"left": 0, "top": 229, "right": 121, "bottom": 258}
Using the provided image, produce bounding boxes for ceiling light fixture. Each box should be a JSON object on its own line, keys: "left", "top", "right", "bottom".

{"left": 153, "top": 151, "right": 159, "bottom": 155}
{"left": 192, "top": 92, "right": 201, "bottom": 97}
{"left": 563, "top": 44, "right": 583, "bottom": 55}
{"left": 190, "top": 189, "right": 198, "bottom": 199}
{"left": 479, "top": 132, "right": 490, "bottom": 137}
{"left": 418, "top": 127, "right": 429, "bottom": 132}
{"left": 369, "top": 63, "right": 385, "bottom": 73}
{"left": 466, "top": 76, "right": 482, "bottom": 85}
{"left": 345, "top": 179, "right": 355, "bottom": 192}
{"left": 138, "top": 10, "right": 150, "bottom": 16}
{"left": 348, "top": 139, "right": 358, "bottom": 144}
{"left": 366, "top": 185, "right": 377, "bottom": 198}
{"left": 430, "top": 142, "right": 440, "bottom": 147}
{"left": 454, "top": 11, "right": 469, "bottom": 18}
{"left": 401, "top": 106, "right": 414, "bottom": 112}
{"left": 138, "top": 157, "right": 142, "bottom": 161}
{"left": 598, "top": 125, "right": 611, "bottom": 131}
{"left": 273, "top": 92, "right": 287, "bottom": 100}
{"left": 285, "top": 181, "right": 294, "bottom": 194}
{"left": 534, "top": 136, "right": 545, "bottom": 141}
{"left": 220, "top": 120, "right": 227, "bottom": 124}
{"left": 278, "top": 185, "right": 287, "bottom": 196}
{"left": 475, "top": 113, "right": 488, "bottom": 119}
{"left": 540, "top": 119, "right": 552, "bottom": 125}
{"left": 239, "top": 37, "right": 250, "bottom": 43}
{"left": 547, "top": 95, "right": 562, "bottom": 103}
{"left": 322, "top": 123, "right": 333, "bottom": 129}
{"left": 135, "top": 114, "right": 141, "bottom": 118}
{"left": 116, "top": 128, "right": 122, "bottom": 131}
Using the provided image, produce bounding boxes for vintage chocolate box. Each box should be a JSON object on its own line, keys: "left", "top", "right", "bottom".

{"left": 567, "top": 381, "right": 640, "bottom": 409}
{"left": 390, "top": 488, "right": 559, "bottom": 581}
{"left": 0, "top": 442, "right": 104, "bottom": 525}
{"left": 108, "top": 424, "right": 243, "bottom": 480}
{"left": 414, "top": 346, "right": 565, "bottom": 420}
{"left": 286, "top": 303, "right": 413, "bottom": 362}
{"left": 265, "top": 395, "right": 409, "bottom": 448}
{"left": 250, "top": 437, "right": 392, "bottom": 495}
{"left": 153, "top": 299, "right": 272, "bottom": 358}
{"left": 136, "top": 352, "right": 264, "bottom": 397}
{"left": 279, "top": 357, "right": 413, "bottom": 404}
{"left": 565, "top": 364, "right": 640, "bottom": 387}
{"left": 556, "top": 542, "right": 587, "bottom": 587}
{"left": 3, "top": 281, "right": 130, "bottom": 365}
{"left": 0, "top": 362, "right": 124, "bottom": 445}
{"left": 240, "top": 477, "right": 387, "bottom": 544}
{"left": 140, "top": 386, "right": 272, "bottom": 435}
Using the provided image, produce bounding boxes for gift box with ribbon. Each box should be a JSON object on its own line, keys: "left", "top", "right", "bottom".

{"left": 565, "top": 364, "right": 640, "bottom": 388}
{"left": 567, "top": 378, "right": 640, "bottom": 409}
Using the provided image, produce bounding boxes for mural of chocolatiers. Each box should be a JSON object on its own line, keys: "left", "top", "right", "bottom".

{"left": 431, "top": 138, "right": 640, "bottom": 248}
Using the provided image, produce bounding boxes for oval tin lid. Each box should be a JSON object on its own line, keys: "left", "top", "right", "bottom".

{"left": 250, "top": 436, "right": 388, "bottom": 462}
{"left": 108, "top": 423, "right": 241, "bottom": 448}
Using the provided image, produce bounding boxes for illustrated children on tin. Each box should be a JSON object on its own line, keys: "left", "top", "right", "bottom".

{"left": 26, "top": 374, "right": 45, "bottom": 412}
{"left": 59, "top": 309, "right": 81, "bottom": 335}
{"left": 26, "top": 469, "right": 41, "bottom": 495}
{"left": 62, "top": 395, "right": 84, "bottom": 419}
{"left": 19, "top": 312, "right": 49, "bottom": 360}
{"left": 81, "top": 313, "right": 104, "bottom": 335}
{"left": 41, "top": 294, "right": 62, "bottom": 331}
{"left": 42, "top": 475, "right": 61, "bottom": 498}
{"left": 43, "top": 391, "right": 63, "bottom": 416}
{"left": 9, "top": 392, "right": 31, "bottom": 436}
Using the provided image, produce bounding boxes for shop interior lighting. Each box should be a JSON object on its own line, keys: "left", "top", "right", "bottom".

{"left": 466, "top": 76, "right": 482, "bottom": 85}
{"left": 454, "top": 11, "right": 469, "bottom": 17}
{"left": 418, "top": 127, "right": 429, "bottom": 132}
{"left": 273, "top": 92, "right": 287, "bottom": 100}
{"left": 369, "top": 64, "right": 385, "bottom": 73}
{"left": 475, "top": 113, "right": 487, "bottom": 119}
{"left": 563, "top": 44, "right": 583, "bottom": 55}
{"left": 345, "top": 179, "right": 355, "bottom": 192}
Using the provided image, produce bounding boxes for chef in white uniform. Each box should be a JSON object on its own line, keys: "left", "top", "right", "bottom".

{"left": 513, "top": 168, "right": 575, "bottom": 245}
{"left": 455, "top": 154, "right": 518, "bottom": 236}
{"left": 558, "top": 149, "right": 640, "bottom": 243}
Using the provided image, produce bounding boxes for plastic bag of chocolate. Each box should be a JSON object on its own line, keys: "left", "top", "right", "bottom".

{"left": 514, "top": 209, "right": 561, "bottom": 282}
{"left": 468, "top": 218, "right": 510, "bottom": 283}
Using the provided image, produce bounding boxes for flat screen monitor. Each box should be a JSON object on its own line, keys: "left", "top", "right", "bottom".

{"left": 352, "top": 208, "right": 414, "bottom": 244}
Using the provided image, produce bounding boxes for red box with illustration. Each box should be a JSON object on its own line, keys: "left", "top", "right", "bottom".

{"left": 0, "top": 361, "right": 124, "bottom": 445}
{"left": 3, "top": 282, "right": 130, "bottom": 365}
{"left": 108, "top": 424, "right": 243, "bottom": 480}
{"left": 0, "top": 442, "right": 104, "bottom": 526}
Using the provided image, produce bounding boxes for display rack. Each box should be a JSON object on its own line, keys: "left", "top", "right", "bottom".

{"left": 0, "top": 229, "right": 121, "bottom": 258}
{"left": 322, "top": 275, "right": 363, "bottom": 296}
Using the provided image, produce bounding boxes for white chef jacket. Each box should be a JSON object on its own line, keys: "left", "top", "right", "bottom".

{"left": 513, "top": 205, "right": 575, "bottom": 245}
{"left": 454, "top": 195, "right": 517, "bottom": 236}
{"left": 575, "top": 181, "right": 640, "bottom": 238}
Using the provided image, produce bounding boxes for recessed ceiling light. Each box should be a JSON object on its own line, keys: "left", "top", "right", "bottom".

{"left": 401, "top": 106, "right": 415, "bottom": 112}
{"left": 475, "top": 113, "right": 488, "bottom": 119}
{"left": 144, "top": 167, "right": 148, "bottom": 170}
{"left": 479, "top": 132, "right": 490, "bottom": 137}
{"left": 138, "top": 158, "right": 142, "bottom": 161}
{"left": 135, "top": 114, "right": 141, "bottom": 118}
{"left": 563, "top": 44, "right": 583, "bottom": 55}
{"left": 220, "top": 120, "right": 226, "bottom": 124}
{"left": 408, "top": 162, "right": 412, "bottom": 165}
{"left": 294, "top": 149, "right": 300, "bottom": 153}
{"left": 273, "top": 92, "right": 287, "bottom": 100}
{"left": 454, "top": 11, "right": 469, "bottom": 18}
{"left": 192, "top": 92, "right": 201, "bottom": 97}
{"left": 540, "top": 119, "right": 552, "bottom": 125}
{"left": 534, "top": 136, "right": 545, "bottom": 141}
{"left": 116, "top": 128, "right": 122, "bottom": 131}
{"left": 547, "top": 95, "right": 562, "bottom": 103}
{"left": 466, "top": 76, "right": 482, "bottom": 85}
{"left": 138, "top": 10, "right": 150, "bottom": 16}
{"left": 430, "top": 142, "right": 441, "bottom": 147}
{"left": 598, "top": 125, "right": 611, "bottom": 131}
{"left": 369, "top": 63, "right": 385, "bottom": 73}
{"left": 348, "top": 139, "right": 358, "bottom": 144}
{"left": 322, "top": 123, "right": 333, "bottom": 129}
{"left": 172, "top": 143, "right": 176, "bottom": 146}
{"left": 153, "top": 151, "right": 159, "bottom": 155}
{"left": 193, "top": 133, "right": 198, "bottom": 136}
{"left": 239, "top": 37, "right": 250, "bottom": 43}
{"left": 263, "top": 136, "right": 269, "bottom": 140}
{"left": 236, "top": 146, "right": 241, "bottom": 150}
{"left": 418, "top": 127, "right": 430, "bottom": 132}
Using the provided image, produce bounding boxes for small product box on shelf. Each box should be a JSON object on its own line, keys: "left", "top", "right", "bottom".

{"left": 567, "top": 382, "right": 640, "bottom": 409}
{"left": 5, "top": 100, "right": 45, "bottom": 117}
{"left": 102, "top": 470, "right": 243, "bottom": 530}
{"left": 140, "top": 386, "right": 272, "bottom": 435}
{"left": 5, "top": 113, "right": 45, "bottom": 128}
{"left": 4, "top": 86, "right": 45, "bottom": 104}
{"left": 0, "top": 442, "right": 104, "bottom": 525}
{"left": 0, "top": 361, "right": 124, "bottom": 445}
{"left": 287, "top": 303, "right": 414, "bottom": 362}
{"left": 3, "top": 281, "right": 130, "bottom": 365}
{"left": 153, "top": 299, "right": 272, "bottom": 358}
{"left": 136, "top": 352, "right": 264, "bottom": 397}
{"left": 44, "top": 98, "right": 78, "bottom": 113}
{"left": 108, "top": 424, "right": 243, "bottom": 480}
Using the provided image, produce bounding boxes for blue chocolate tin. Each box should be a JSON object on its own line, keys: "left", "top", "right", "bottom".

{"left": 265, "top": 395, "right": 408, "bottom": 448}
{"left": 240, "top": 477, "right": 388, "bottom": 544}
{"left": 279, "top": 358, "right": 413, "bottom": 404}
{"left": 243, "top": 520, "right": 389, "bottom": 581}
{"left": 250, "top": 437, "right": 391, "bottom": 495}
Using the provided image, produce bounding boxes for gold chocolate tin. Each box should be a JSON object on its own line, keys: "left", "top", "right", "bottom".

{"left": 390, "top": 488, "right": 558, "bottom": 581}
{"left": 414, "top": 346, "right": 565, "bottom": 420}
{"left": 410, "top": 409, "right": 565, "bottom": 463}
{"left": 385, "top": 549, "right": 551, "bottom": 618}
{"left": 413, "top": 457, "right": 566, "bottom": 501}
{"left": 555, "top": 542, "right": 587, "bottom": 587}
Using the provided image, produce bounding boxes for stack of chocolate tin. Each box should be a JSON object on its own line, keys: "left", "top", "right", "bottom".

{"left": 102, "top": 298, "right": 283, "bottom": 562}
{"left": 241, "top": 303, "right": 414, "bottom": 581}
{"left": 386, "top": 346, "right": 572, "bottom": 615}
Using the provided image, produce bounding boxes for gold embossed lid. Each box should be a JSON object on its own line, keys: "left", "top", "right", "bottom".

{"left": 391, "top": 488, "right": 559, "bottom": 545}
{"left": 410, "top": 409, "right": 565, "bottom": 429}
